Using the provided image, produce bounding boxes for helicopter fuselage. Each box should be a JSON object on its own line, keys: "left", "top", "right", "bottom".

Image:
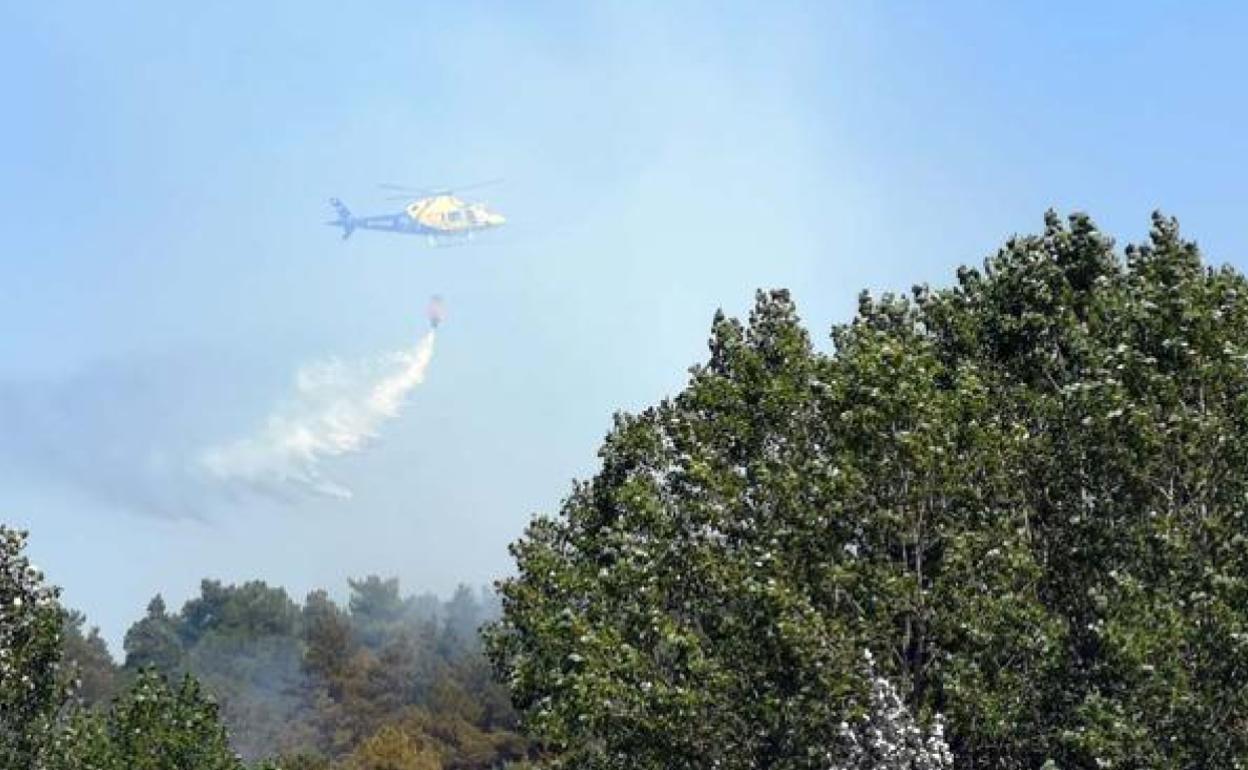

{"left": 326, "top": 194, "right": 505, "bottom": 244}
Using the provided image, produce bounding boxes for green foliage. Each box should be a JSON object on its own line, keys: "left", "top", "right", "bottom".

{"left": 0, "top": 526, "right": 68, "bottom": 767}
{"left": 181, "top": 579, "right": 302, "bottom": 644}
{"left": 43, "top": 669, "right": 246, "bottom": 770}
{"left": 60, "top": 609, "right": 121, "bottom": 706}
{"left": 349, "top": 577, "right": 407, "bottom": 649}
{"left": 489, "top": 212, "right": 1248, "bottom": 769}
{"left": 123, "top": 595, "right": 184, "bottom": 672}
{"left": 112, "top": 575, "right": 526, "bottom": 767}
{"left": 2, "top": 523, "right": 521, "bottom": 768}
{"left": 440, "top": 585, "right": 487, "bottom": 655}
{"left": 1, "top": 527, "right": 277, "bottom": 770}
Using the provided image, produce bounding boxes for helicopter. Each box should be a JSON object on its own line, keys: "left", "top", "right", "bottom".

{"left": 326, "top": 180, "right": 506, "bottom": 246}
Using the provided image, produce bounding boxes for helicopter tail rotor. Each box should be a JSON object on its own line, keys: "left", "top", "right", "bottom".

{"left": 327, "top": 198, "right": 356, "bottom": 240}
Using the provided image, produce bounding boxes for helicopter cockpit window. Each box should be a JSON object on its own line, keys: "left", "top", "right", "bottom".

{"left": 447, "top": 210, "right": 464, "bottom": 222}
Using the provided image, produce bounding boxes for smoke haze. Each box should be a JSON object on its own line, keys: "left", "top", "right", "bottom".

{"left": 0, "top": 331, "right": 438, "bottom": 515}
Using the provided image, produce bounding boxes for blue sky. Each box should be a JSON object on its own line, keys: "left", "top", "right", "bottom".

{"left": 3, "top": 2, "right": 1247, "bottom": 652}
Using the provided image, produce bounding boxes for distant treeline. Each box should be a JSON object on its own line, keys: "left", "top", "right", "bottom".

{"left": 62, "top": 575, "right": 532, "bottom": 768}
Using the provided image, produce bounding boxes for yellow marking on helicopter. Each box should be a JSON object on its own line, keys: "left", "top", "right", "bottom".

{"left": 405, "top": 194, "right": 506, "bottom": 234}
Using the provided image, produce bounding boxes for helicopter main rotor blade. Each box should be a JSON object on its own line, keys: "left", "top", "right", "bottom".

{"left": 449, "top": 178, "right": 504, "bottom": 193}
{"left": 378, "top": 183, "right": 431, "bottom": 193}
{"left": 377, "top": 179, "right": 503, "bottom": 195}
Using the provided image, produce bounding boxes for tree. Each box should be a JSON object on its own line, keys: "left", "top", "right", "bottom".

{"left": 0, "top": 526, "right": 67, "bottom": 767}
{"left": 3, "top": 527, "right": 276, "bottom": 769}
{"left": 350, "top": 576, "right": 407, "bottom": 649}
{"left": 43, "top": 669, "right": 259, "bottom": 770}
{"left": 104, "top": 575, "right": 525, "bottom": 766}
{"left": 60, "top": 609, "right": 119, "bottom": 706}
{"left": 488, "top": 213, "right": 1248, "bottom": 769}
{"left": 441, "top": 585, "right": 483, "bottom": 652}
{"left": 157, "top": 581, "right": 308, "bottom": 761}
{"left": 123, "top": 595, "right": 184, "bottom": 672}
{"left": 345, "top": 724, "right": 441, "bottom": 770}
{"left": 179, "top": 579, "right": 301, "bottom": 645}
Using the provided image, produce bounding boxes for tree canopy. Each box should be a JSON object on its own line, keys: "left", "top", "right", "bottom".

{"left": 118, "top": 575, "right": 527, "bottom": 767}
{"left": 0, "top": 526, "right": 268, "bottom": 770}
{"left": 488, "top": 212, "right": 1248, "bottom": 769}
{"left": 1, "top": 523, "right": 529, "bottom": 769}
{"left": 43, "top": 670, "right": 265, "bottom": 770}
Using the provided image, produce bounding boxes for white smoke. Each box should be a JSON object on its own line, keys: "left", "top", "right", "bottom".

{"left": 198, "top": 330, "right": 437, "bottom": 500}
